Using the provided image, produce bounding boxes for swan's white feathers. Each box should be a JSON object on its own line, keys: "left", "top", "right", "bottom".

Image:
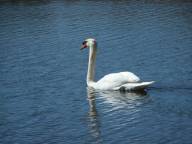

{"left": 95, "top": 72, "right": 140, "bottom": 90}
{"left": 97, "top": 72, "right": 140, "bottom": 83}
{"left": 113, "top": 81, "right": 155, "bottom": 91}
{"left": 82, "top": 38, "right": 154, "bottom": 91}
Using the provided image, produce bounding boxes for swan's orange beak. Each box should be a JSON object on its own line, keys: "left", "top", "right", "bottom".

{"left": 80, "top": 45, "right": 87, "bottom": 50}
{"left": 80, "top": 41, "right": 88, "bottom": 50}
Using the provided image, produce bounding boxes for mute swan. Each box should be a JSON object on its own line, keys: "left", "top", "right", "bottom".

{"left": 81, "top": 38, "right": 154, "bottom": 91}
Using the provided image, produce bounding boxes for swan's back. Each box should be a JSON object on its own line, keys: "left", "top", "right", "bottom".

{"left": 96, "top": 72, "right": 140, "bottom": 90}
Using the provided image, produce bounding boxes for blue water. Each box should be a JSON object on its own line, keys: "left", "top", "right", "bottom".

{"left": 0, "top": 0, "right": 192, "bottom": 143}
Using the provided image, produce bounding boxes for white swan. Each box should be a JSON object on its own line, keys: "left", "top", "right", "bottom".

{"left": 81, "top": 38, "right": 154, "bottom": 91}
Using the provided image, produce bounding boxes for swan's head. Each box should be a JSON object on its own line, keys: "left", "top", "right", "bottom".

{"left": 81, "top": 38, "right": 97, "bottom": 50}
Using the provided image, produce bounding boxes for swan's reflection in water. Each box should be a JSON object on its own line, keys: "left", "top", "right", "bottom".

{"left": 86, "top": 88, "right": 150, "bottom": 143}
{"left": 98, "top": 90, "right": 149, "bottom": 110}
{"left": 87, "top": 88, "right": 103, "bottom": 144}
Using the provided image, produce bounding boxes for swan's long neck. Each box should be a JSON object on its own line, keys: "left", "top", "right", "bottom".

{"left": 87, "top": 45, "right": 97, "bottom": 86}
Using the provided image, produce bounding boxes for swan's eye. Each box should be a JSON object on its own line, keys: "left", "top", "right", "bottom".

{"left": 81, "top": 41, "right": 88, "bottom": 50}
{"left": 82, "top": 41, "right": 87, "bottom": 45}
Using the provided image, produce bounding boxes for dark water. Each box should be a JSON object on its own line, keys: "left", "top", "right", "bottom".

{"left": 0, "top": 0, "right": 192, "bottom": 143}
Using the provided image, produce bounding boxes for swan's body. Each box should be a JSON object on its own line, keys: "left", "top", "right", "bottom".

{"left": 81, "top": 38, "right": 154, "bottom": 91}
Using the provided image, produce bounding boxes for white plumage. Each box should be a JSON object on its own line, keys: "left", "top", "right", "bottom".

{"left": 96, "top": 72, "right": 140, "bottom": 90}
{"left": 81, "top": 38, "right": 154, "bottom": 91}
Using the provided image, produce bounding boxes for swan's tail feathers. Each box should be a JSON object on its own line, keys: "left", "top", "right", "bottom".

{"left": 114, "top": 81, "right": 155, "bottom": 91}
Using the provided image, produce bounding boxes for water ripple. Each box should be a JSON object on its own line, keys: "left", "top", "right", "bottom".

{"left": 1, "top": 1, "right": 192, "bottom": 144}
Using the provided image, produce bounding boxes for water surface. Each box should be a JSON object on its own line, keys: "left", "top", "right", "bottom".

{"left": 0, "top": 0, "right": 192, "bottom": 143}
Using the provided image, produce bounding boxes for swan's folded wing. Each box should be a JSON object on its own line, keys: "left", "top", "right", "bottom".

{"left": 96, "top": 72, "right": 140, "bottom": 90}
{"left": 114, "top": 81, "right": 155, "bottom": 91}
